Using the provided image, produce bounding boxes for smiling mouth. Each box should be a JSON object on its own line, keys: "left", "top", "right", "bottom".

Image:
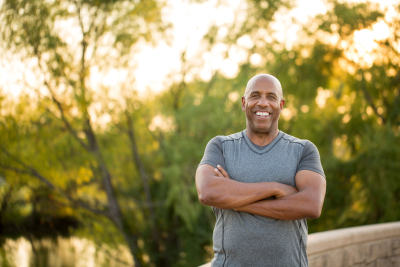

{"left": 255, "top": 111, "right": 271, "bottom": 117}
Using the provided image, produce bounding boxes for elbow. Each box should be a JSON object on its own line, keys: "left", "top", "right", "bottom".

{"left": 198, "top": 193, "right": 214, "bottom": 206}
{"left": 198, "top": 192, "right": 208, "bottom": 206}
{"left": 196, "top": 171, "right": 219, "bottom": 206}
{"left": 198, "top": 189, "right": 214, "bottom": 206}
{"left": 307, "top": 205, "right": 322, "bottom": 219}
{"left": 196, "top": 174, "right": 227, "bottom": 207}
{"left": 308, "top": 209, "right": 321, "bottom": 219}
{"left": 198, "top": 188, "right": 223, "bottom": 207}
{"left": 196, "top": 178, "right": 222, "bottom": 206}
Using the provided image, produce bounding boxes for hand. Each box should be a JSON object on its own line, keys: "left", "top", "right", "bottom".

{"left": 214, "top": 165, "right": 230, "bottom": 179}
{"left": 275, "top": 183, "right": 298, "bottom": 198}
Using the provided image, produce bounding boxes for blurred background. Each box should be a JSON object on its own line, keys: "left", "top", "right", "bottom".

{"left": 0, "top": 0, "right": 400, "bottom": 266}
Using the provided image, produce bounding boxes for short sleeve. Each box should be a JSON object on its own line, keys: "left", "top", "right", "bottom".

{"left": 198, "top": 136, "right": 226, "bottom": 169}
{"left": 297, "top": 141, "right": 325, "bottom": 178}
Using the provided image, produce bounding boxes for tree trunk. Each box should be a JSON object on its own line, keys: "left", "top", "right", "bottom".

{"left": 126, "top": 112, "right": 162, "bottom": 265}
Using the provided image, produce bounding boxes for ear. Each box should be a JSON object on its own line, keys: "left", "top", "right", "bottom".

{"left": 241, "top": 96, "right": 246, "bottom": 111}
{"left": 279, "top": 98, "right": 285, "bottom": 110}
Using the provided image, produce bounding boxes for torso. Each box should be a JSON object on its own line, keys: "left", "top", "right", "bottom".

{"left": 211, "top": 130, "right": 309, "bottom": 267}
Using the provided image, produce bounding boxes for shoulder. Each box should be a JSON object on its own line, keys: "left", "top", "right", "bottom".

{"left": 208, "top": 136, "right": 224, "bottom": 146}
{"left": 280, "top": 132, "right": 309, "bottom": 147}
{"left": 301, "top": 140, "right": 320, "bottom": 158}
{"left": 205, "top": 133, "right": 239, "bottom": 149}
{"left": 204, "top": 136, "right": 224, "bottom": 153}
{"left": 294, "top": 138, "right": 325, "bottom": 178}
{"left": 280, "top": 133, "right": 322, "bottom": 157}
{"left": 214, "top": 131, "right": 245, "bottom": 144}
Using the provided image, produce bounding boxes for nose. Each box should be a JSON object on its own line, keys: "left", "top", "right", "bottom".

{"left": 257, "top": 96, "right": 270, "bottom": 107}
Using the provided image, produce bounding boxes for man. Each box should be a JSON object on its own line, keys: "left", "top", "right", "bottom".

{"left": 195, "top": 74, "right": 326, "bottom": 267}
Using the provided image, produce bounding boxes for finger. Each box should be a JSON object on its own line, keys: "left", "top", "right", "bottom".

{"left": 217, "top": 165, "right": 229, "bottom": 178}
{"left": 214, "top": 168, "right": 222, "bottom": 177}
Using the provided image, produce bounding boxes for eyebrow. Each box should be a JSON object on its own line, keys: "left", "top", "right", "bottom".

{"left": 250, "top": 91, "right": 277, "bottom": 96}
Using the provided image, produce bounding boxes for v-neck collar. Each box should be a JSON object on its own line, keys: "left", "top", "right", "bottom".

{"left": 242, "top": 129, "right": 284, "bottom": 154}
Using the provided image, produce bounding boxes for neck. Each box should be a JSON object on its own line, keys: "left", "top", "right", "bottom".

{"left": 246, "top": 128, "right": 279, "bottom": 146}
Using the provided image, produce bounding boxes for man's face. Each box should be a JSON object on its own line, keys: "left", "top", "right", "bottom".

{"left": 241, "top": 78, "right": 285, "bottom": 134}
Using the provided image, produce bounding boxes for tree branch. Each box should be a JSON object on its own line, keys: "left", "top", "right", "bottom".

{"left": 0, "top": 148, "right": 109, "bottom": 217}
{"left": 125, "top": 111, "right": 158, "bottom": 242}
{"left": 47, "top": 91, "right": 91, "bottom": 151}
{"left": 32, "top": 48, "right": 90, "bottom": 151}
{"left": 360, "top": 71, "right": 386, "bottom": 124}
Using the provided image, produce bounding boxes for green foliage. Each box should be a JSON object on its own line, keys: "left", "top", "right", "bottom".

{"left": 1, "top": 0, "right": 400, "bottom": 266}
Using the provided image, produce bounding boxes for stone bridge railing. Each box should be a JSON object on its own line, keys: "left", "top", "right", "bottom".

{"left": 199, "top": 221, "right": 400, "bottom": 267}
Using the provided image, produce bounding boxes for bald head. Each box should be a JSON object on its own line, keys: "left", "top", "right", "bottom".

{"left": 244, "top": 74, "right": 283, "bottom": 100}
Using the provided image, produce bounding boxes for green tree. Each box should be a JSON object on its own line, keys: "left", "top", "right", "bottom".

{"left": 2, "top": 0, "right": 400, "bottom": 266}
{"left": 0, "top": 0, "right": 166, "bottom": 266}
{"left": 191, "top": 0, "right": 400, "bottom": 234}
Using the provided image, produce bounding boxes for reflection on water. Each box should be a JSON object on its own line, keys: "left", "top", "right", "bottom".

{"left": 0, "top": 236, "right": 133, "bottom": 267}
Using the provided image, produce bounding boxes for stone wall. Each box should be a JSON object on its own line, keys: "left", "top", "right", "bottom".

{"left": 199, "top": 221, "right": 400, "bottom": 267}
{"left": 307, "top": 221, "right": 400, "bottom": 267}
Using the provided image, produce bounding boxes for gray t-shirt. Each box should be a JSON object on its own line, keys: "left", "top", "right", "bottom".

{"left": 199, "top": 130, "right": 325, "bottom": 267}
{"left": 200, "top": 132, "right": 324, "bottom": 178}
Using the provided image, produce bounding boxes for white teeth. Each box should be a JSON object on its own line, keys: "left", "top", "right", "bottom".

{"left": 256, "top": 112, "right": 270, "bottom": 117}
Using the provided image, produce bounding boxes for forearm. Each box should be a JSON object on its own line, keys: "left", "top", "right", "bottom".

{"left": 196, "top": 164, "right": 298, "bottom": 209}
{"left": 235, "top": 190, "right": 323, "bottom": 220}
{"left": 197, "top": 175, "right": 280, "bottom": 209}
{"left": 236, "top": 170, "right": 326, "bottom": 220}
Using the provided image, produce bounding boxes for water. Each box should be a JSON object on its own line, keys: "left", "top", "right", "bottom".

{"left": 0, "top": 236, "right": 133, "bottom": 267}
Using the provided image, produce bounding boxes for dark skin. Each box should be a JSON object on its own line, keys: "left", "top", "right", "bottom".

{"left": 242, "top": 75, "right": 284, "bottom": 146}
{"left": 195, "top": 74, "right": 326, "bottom": 220}
{"left": 213, "top": 165, "right": 326, "bottom": 220}
{"left": 195, "top": 164, "right": 299, "bottom": 210}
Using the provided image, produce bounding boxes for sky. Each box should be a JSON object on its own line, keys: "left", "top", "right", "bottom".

{"left": 0, "top": 0, "right": 398, "bottom": 99}
{"left": 131, "top": 0, "right": 330, "bottom": 93}
{"left": 130, "top": 0, "right": 397, "bottom": 93}
{"left": 0, "top": 0, "right": 329, "bottom": 99}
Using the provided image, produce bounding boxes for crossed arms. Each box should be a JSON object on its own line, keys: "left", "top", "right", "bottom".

{"left": 195, "top": 164, "right": 326, "bottom": 220}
